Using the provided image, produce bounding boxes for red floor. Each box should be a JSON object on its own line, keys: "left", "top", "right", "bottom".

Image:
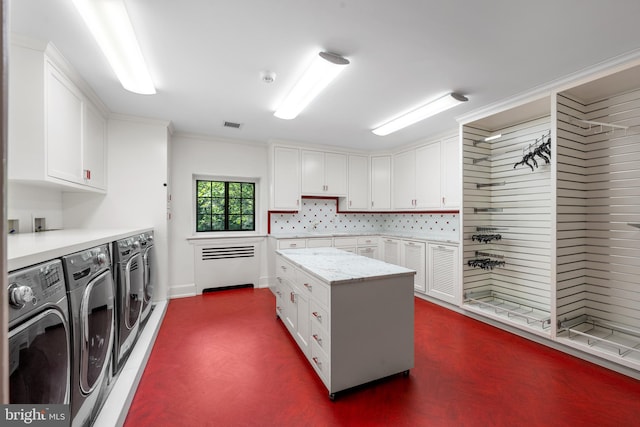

{"left": 125, "top": 288, "right": 640, "bottom": 426}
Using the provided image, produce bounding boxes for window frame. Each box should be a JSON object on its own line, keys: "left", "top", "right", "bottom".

{"left": 193, "top": 175, "right": 259, "bottom": 235}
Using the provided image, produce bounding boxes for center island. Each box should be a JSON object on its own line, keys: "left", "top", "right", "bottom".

{"left": 274, "top": 247, "right": 415, "bottom": 399}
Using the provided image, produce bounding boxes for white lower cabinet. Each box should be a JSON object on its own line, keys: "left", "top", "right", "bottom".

{"left": 381, "top": 238, "right": 401, "bottom": 265}
{"left": 427, "top": 243, "right": 459, "bottom": 305}
{"left": 402, "top": 240, "right": 426, "bottom": 293}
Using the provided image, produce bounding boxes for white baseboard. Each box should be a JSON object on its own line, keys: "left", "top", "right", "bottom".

{"left": 169, "top": 283, "right": 197, "bottom": 299}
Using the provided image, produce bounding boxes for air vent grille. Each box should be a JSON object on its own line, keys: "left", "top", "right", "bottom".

{"left": 223, "top": 121, "right": 242, "bottom": 129}
{"left": 202, "top": 246, "right": 254, "bottom": 260}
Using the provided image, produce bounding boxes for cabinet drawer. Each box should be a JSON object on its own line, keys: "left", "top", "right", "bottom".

{"left": 278, "top": 239, "right": 306, "bottom": 249}
{"left": 310, "top": 299, "right": 329, "bottom": 333}
{"left": 310, "top": 339, "right": 330, "bottom": 383}
{"left": 333, "top": 236, "right": 358, "bottom": 247}
{"left": 357, "top": 236, "right": 378, "bottom": 246}
{"left": 299, "top": 271, "right": 329, "bottom": 307}
{"left": 307, "top": 238, "right": 333, "bottom": 248}
{"left": 276, "top": 257, "right": 296, "bottom": 283}
{"left": 311, "top": 320, "right": 330, "bottom": 356}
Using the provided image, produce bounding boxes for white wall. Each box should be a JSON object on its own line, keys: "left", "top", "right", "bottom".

{"left": 7, "top": 183, "right": 63, "bottom": 233}
{"left": 169, "top": 134, "right": 268, "bottom": 297}
{"left": 63, "top": 116, "right": 170, "bottom": 301}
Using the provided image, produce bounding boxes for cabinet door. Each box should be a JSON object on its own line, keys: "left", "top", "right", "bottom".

{"left": 347, "top": 155, "right": 369, "bottom": 210}
{"left": 273, "top": 147, "right": 300, "bottom": 209}
{"left": 441, "top": 136, "right": 461, "bottom": 208}
{"left": 301, "top": 150, "right": 325, "bottom": 194}
{"left": 382, "top": 238, "right": 401, "bottom": 265}
{"left": 46, "top": 64, "right": 83, "bottom": 184}
{"left": 282, "top": 281, "right": 298, "bottom": 335}
{"left": 393, "top": 150, "right": 416, "bottom": 209}
{"left": 294, "top": 290, "right": 311, "bottom": 357}
{"left": 357, "top": 246, "right": 378, "bottom": 259}
{"left": 324, "top": 152, "right": 347, "bottom": 196}
{"left": 82, "top": 102, "right": 107, "bottom": 190}
{"left": 403, "top": 241, "right": 426, "bottom": 293}
{"left": 428, "top": 243, "right": 459, "bottom": 304}
{"left": 370, "top": 156, "right": 391, "bottom": 210}
{"left": 415, "top": 142, "right": 441, "bottom": 209}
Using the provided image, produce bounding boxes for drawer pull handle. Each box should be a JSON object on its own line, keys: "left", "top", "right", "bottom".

{"left": 276, "top": 290, "right": 282, "bottom": 297}
{"left": 280, "top": 265, "right": 287, "bottom": 271}
{"left": 290, "top": 244, "right": 297, "bottom": 247}
{"left": 313, "top": 334, "right": 322, "bottom": 345}
{"left": 312, "top": 357, "right": 322, "bottom": 368}
{"left": 290, "top": 292, "right": 296, "bottom": 303}
{"left": 276, "top": 306, "right": 282, "bottom": 312}
{"left": 304, "top": 283, "right": 312, "bottom": 291}
{"left": 312, "top": 311, "right": 322, "bottom": 321}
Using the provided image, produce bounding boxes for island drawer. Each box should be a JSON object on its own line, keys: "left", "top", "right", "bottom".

{"left": 310, "top": 340, "right": 330, "bottom": 385}
{"left": 307, "top": 238, "right": 333, "bottom": 248}
{"left": 310, "top": 300, "right": 329, "bottom": 333}
{"left": 298, "top": 270, "right": 329, "bottom": 306}
{"left": 276, "top": 257, "right": 296, "bottom": 283}
{"left": 311, "top": 321, "right": 330, "bottom": 356}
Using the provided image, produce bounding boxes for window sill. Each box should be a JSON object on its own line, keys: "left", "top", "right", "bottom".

{"left": 186, "top": 232, "right": 267, "bottom": 242}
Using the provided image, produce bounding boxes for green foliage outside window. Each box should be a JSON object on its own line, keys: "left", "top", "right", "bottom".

{"left": 196, "top": 180, "right": 255, "bottom": 232}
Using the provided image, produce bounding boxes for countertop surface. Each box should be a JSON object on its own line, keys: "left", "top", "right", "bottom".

{"left": 8, "top": 228, "right": 152, "bottom": 271}
{"left": 270, "top": 231, "right": 458, "bottom": 244}
{"left": 277, "top": 247, "right": 415, "bottom": 284}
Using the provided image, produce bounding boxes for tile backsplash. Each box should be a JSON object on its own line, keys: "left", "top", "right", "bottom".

{"left": 271, "top": 199, "right": 459, "bottom": 241}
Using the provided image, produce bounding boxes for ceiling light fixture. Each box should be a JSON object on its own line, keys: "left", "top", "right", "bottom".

{"left": 71, "top": 0, "right": 156, "bottom": 95}
{"left": 484, "top": 134, "right": 502, "bottom": 141}
{"left": 372, "top": 92, "right": 468, "bottom": 136}
{"left": 274, "top": 51, "right": 350, "bottom": 120}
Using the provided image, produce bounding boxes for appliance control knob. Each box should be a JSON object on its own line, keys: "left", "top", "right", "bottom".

{"left": 9, "top": 284, "right": 35, "bottom": 308}
{"left": 96, "top": 253, "right": 107, "bottom": 266}
{"left": 147, "top": 235, "right": 153, "bottom": 242}
{"left": 133, "top": 241, "right": 141, "bottom": 250}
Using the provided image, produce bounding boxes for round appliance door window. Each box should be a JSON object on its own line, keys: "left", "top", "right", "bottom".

{"left": 80, "top": 269, "right": 115, "bottom": 394}
{"left": 9, "top": 309, "right": 70, "bottom": 404}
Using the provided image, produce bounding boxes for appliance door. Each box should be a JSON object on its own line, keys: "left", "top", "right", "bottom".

{"left": 143, "top": 245, "right": 156, "bottom": 304}
{"left": 9, "top": 308, "right": 70, "bottom": 404}
{"left": 125, "top": 253, "right": 144, "bottom": 329}
{"left": 80, "top": 270, "right": 115, "bottom": 395}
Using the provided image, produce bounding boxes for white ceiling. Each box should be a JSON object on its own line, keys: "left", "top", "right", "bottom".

{"left": 9, "top": 0, "right": 640, "bottom": 151}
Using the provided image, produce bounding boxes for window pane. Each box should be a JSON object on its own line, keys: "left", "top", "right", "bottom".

{"left": 242, "top": 183, "right": 254, "bottom": 198}
{"left": 228, "top": 215, "right": 242, "bottom": 230}
{"left": 212, "top": 215, "right": 225, "bottom": 231}
{"left": 197, "top": 198, "right": 212, "bottom": 214}
{"left": 197, "top": 181, "right": 211, "bottom": 198}
{"left": 211, "top": 181, "right": 225, "bottom": 198}
{"left": 196, "top": 214, "right": 212, "bottom": 232}
{"left": 228, "top": 182, "right": 242, "bottom": 198}
{"left": 228, "top": 198, "right": 241, "bottom": 214}
{"left": 241, "top": 199, "right": 254, "bottom": 214}
{"left": 210, "top": 198, "right": 225, "bottom": 215}
{"left": 241, "top": 215, "right": 254, "bottom": 230}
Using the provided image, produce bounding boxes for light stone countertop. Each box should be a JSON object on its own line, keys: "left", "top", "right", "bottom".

{"left": 277, "top": 247, "right": 415, "bottom": 285}
{"left": 270, "top": 231, "right": 458, "bottom": 244}
{"left": 8, "top": 228, "right": 152, "bottom": 271}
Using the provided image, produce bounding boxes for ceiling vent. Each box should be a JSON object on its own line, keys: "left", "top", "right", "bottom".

{"left": 223, "top": 121, "right": 242, "bottom": 129}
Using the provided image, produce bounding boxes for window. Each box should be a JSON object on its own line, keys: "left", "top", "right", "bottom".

{"left": 196, "top": 180, "right": 255, "bottom": 232}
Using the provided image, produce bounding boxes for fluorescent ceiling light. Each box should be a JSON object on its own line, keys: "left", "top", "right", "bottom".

{"left": 372, "top": 92, "right": 468, "bottom": 136}
{"left": 274, "top": 51, "right": 349, "bottom": 120}
{"left": 484, "top": 134, "right": 502, "bottom": 141}
{"left": 72, "top": 0, "right": 156, "bottom": 95}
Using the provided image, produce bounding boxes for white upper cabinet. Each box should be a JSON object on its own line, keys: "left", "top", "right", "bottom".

{"left": 370, "top": 155, "right": 391, "bottom": 210}
{"left": 9, "top": 40, "right": 108, "bottom": 192}
{"left": 440, "top": 136, "right": 461, "bottom": 209}
{"left": 345, "top": 154, "right": 369, "bottom": 210}
{"left": 271, "top": 145, "right": 301, "bottom": 210}
{"left": 392, "top": 150, "right": 415, "bottom": 209}
{"left": 301, "top": 150, "right": 347, "bottom": 196}
{"left": 392, "top": 136, "right": 460, "bottom": 210}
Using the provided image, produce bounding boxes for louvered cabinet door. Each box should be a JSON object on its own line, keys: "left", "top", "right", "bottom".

{"left": 428, "top": 243, "right": 459, "bottom": 305}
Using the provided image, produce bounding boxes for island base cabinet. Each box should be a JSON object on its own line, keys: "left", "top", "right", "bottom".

{"left": 328, "top": 276, "right": 414, "bottom": 394}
